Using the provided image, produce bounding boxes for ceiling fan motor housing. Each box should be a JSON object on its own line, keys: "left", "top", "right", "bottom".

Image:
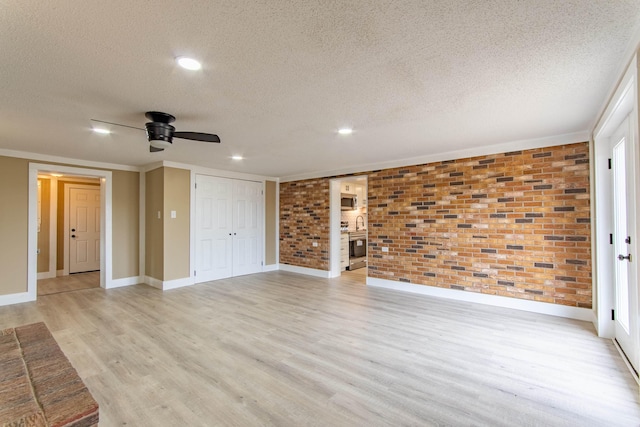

{"left": 146, "top": 121, "right": 175, "bottom": 148}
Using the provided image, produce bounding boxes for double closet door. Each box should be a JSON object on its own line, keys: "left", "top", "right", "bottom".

{"left": 195, "top": 175, "right": 263, "bottom": 283}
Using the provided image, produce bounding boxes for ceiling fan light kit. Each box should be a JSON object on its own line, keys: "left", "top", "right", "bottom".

{"left": 146, "top": 122, "right": 175, "bottom": 148}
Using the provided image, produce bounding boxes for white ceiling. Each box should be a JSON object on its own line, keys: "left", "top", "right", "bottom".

{"left": 2, "top": 1, "right": 639, "bottom": 180}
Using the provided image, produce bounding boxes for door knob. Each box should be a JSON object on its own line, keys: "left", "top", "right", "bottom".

{"left": 618, "top": 254, "right": 632, "bottom": 262}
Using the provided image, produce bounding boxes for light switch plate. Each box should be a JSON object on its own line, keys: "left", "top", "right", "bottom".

{"left": 382, "top": 247, "right": 389, "bottom": 252}
{"left": 171, "top": 210, "right": 176, "bottom": 219}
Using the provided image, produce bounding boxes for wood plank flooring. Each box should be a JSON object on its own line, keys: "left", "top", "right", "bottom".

{"left": 1, "top": 270, "right": 638, "bottom": 426}
{"left": 37, "top": 271, "right": 100, "bottom": 296}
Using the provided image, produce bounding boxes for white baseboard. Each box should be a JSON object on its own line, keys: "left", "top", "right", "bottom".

{"left": 144, "top": 276, "right": 163, "bottom": 290}
{"left": 0, "top": 291, "right": 36, "bottom": 307}
{"left": 107, "top": 276, "right": 143, "bottom": 289}
{"left": 144, "top": 276, "right": 194, "bottom": 291}
{"left": 263, "top": 264, "right": 279, "bottom": 272}
{"left": 279, "top": 264, "right": 330, "bottom": 278}
{"left": 37, "top": 271, "right": 56, "bottom": 280}
{"left": 366, "top": 277, "right": 596, "bottom": 322}
{"left": 162, "top": 277, "right": 194, "bottom": 290}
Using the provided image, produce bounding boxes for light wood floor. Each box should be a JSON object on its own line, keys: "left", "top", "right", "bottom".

{"left": 37, "top": 271, "right": 100, "bottom": 296}
{"left": 1, "top": 271, "right": 638, "bottom": 426}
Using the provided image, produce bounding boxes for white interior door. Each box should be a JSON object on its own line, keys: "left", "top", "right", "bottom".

{"left": 195, "top": 175, "right": 233, "bottom": 282}
{"left": 69, "top": 187, "right": 101, "bottom": 273}
{"left": 232, "top": 180, "right": 263, "bottom": 276}
{"left": 611, "top": 116, "right": 639, "bottom": 372}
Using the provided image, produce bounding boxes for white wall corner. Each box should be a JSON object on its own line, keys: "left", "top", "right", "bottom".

{"left": 144, "top": 276, "right": 163, "bottom": 290}
{"left": 263, "top": 264, "right": 279, "bottom": 272}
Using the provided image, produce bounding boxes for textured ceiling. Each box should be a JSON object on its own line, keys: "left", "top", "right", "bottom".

{"left": 1, "top": 1, "right": 639, "bottom": 179}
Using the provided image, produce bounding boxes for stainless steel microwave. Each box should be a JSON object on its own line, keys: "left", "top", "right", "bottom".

{"left": 341, "top": 193, "right": 357, "bottom": 210}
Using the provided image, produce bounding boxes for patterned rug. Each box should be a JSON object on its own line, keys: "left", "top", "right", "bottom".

{"left": 0, "top": 322, "right": 98, "bottom": 427}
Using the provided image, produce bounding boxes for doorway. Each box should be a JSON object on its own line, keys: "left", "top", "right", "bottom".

{"left": 329, "top": 176, "right": 368, "bottom": 282}
{"left": 36, "top": 177, "right": 102, "bottom": 295}
{"left": 28, "top": 163, "right": 113, "bottom": 300}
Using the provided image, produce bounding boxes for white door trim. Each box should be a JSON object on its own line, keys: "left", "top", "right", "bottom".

{"left": 28, "top": 163, "right": 113, "bottom": 298}
{"left": 593, "top": 54, "right": 639, "bottom": 338}
{"left": 329, "top": 179, "right": 342, "bottom": 278}
{"left": 35, "top": 176, "right": 58, "bottom": 280}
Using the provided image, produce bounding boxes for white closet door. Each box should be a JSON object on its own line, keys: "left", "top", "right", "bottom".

{"left": 232, "top": 180, "right": 263, "bottom": 276}
{"left": 195, "top": 175, "right": 233, "bottom": 282}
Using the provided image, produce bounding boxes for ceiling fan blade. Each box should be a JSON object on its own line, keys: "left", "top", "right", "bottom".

{"left": 150, "top": 146, "right": 164, "bottom": 152}
{"left": 90, "top": 119, "right": 144, "bottom": 131}
{"left": 173, "top": 131, "right": 221, "bottom": 143}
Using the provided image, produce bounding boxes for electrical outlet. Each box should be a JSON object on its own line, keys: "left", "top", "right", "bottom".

{"left": 312, "top": 242, "right": 318, "bottom": 247}
{"left": 382, "top": 247, "right": 389, "bottom": 252}
{"left": 157, "top": 210, "right": 161, "bottom": 219}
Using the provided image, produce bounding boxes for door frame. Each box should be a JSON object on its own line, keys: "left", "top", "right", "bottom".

{"left": 329, "top": 176, "right": 368, "bottom": 278}
{"left": 64, "top": 183, "right": 101, "bottom": 275}
{"left": 593, "top": 55, "right": 639, "bottom": 341}
{"left": 35, "top": 175, "right": 58, "bottom": 280}
{"left": 28, "top": 163, "right": 113, "bottom": 298}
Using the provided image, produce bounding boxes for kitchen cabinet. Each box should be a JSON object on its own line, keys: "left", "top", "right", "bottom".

{"left": 341, "top": 182, "right": 356, "bottom": 194}
{"left": 355, "top": 185, "right": 366, "bottom": 208}
{"left": 340, "top": 233, "right": 349, "bottom": 271}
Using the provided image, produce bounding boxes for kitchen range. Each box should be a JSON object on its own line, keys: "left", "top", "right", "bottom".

{"left": 348, "top": 230, "right": 366, "bottom": 270}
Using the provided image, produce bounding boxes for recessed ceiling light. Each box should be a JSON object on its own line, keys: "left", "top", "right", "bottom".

{"left": 176, "top": 56, "right": 202, "bottom": 71}
{"left": 338, "top": 128, "right": 353, "bottom": 135}
{"left": 231, "top": 155, "right": 243, "bottom": 160}
{"left": 92, "top": 127, "right": 111, "bottom": 134}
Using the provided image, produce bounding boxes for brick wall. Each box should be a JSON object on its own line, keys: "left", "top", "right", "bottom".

{"left": 279, "top": 142, "right": 591, "bottom": 308}
{"left": 280, "top": 178, "right": 330, "bottom": 269}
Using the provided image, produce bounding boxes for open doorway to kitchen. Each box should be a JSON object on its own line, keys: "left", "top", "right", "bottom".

{"left": 329, "top": 176, "right": 368, "bottom": 283}
{"left": 28, "top": 163, "right": 112, "bottom": 300}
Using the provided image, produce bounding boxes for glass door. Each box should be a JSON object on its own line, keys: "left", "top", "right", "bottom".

{"left": 611, "top": 116, "right": 638, "bottom": 373}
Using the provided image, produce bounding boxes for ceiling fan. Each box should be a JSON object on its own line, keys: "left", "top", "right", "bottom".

{"left": 91, "top": 111, "right": 221, "bottom": 152}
